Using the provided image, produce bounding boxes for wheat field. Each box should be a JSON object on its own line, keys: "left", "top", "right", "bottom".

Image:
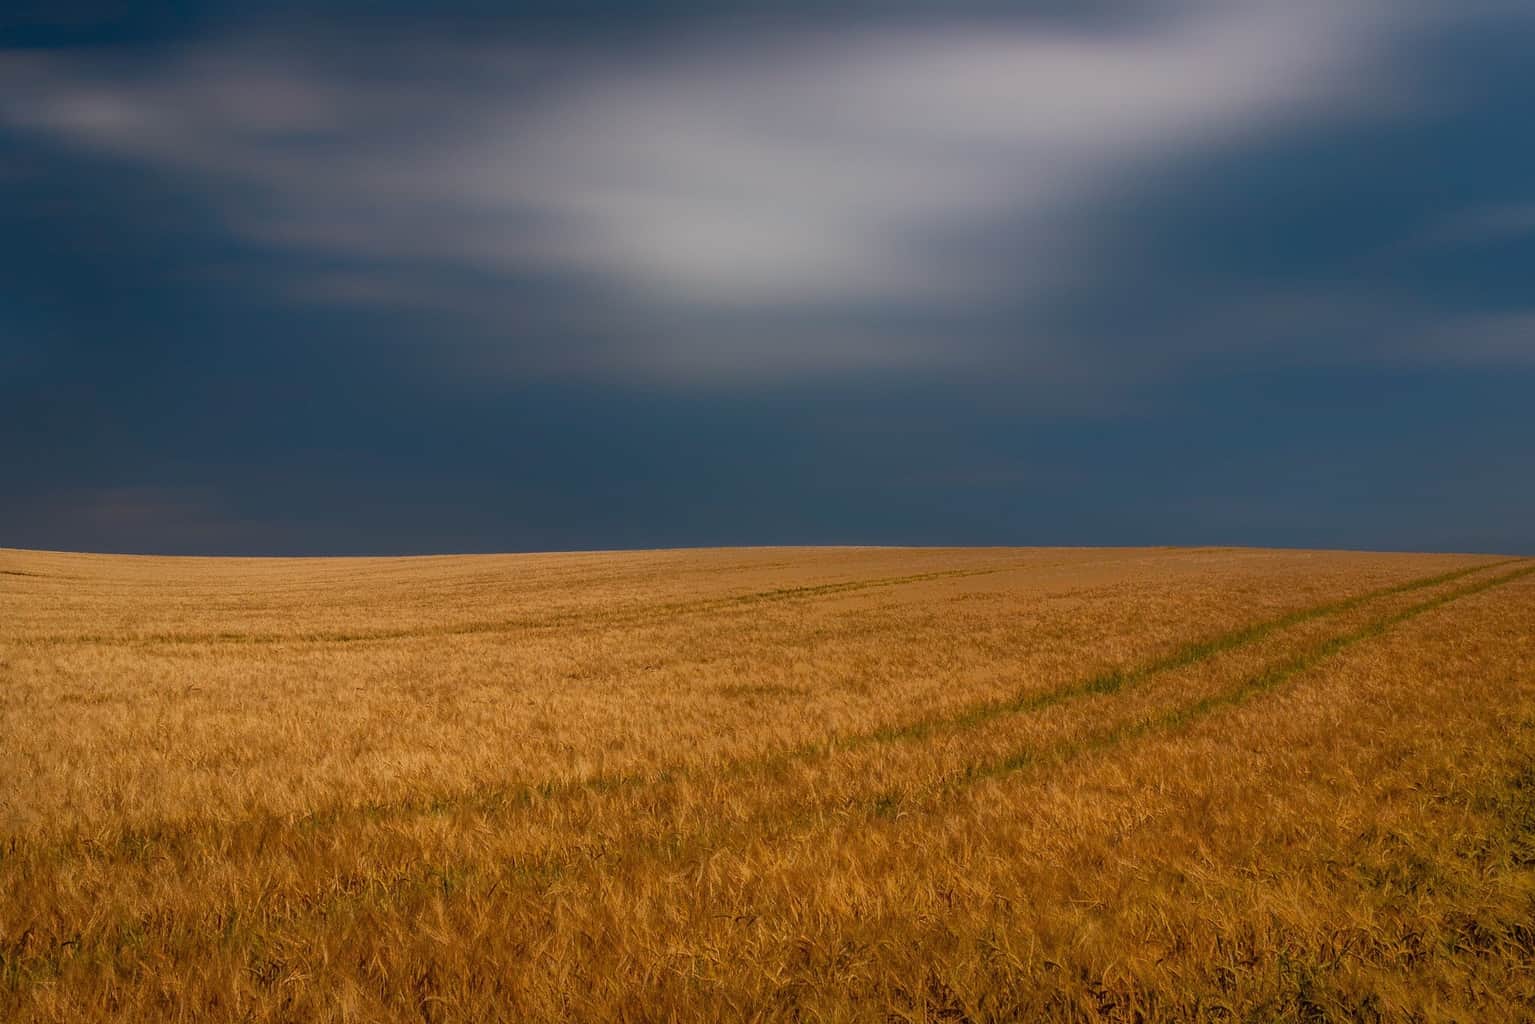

{"left": 2, "top": 545, "right": 1533, "bottom": 1022}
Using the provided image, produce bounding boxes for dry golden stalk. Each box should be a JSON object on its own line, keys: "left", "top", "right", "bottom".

{"left": 2, "top": 546, "right": 1530, "bottom": 1022}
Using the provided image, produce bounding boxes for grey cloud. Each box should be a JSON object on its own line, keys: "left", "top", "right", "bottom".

{"left": 1408, "top": 312, "right": 1535, "bottom": 365}
{"left": 1427, "top": 203, "right": 1535, "bottom": 246}
{"left": 3, "top": 0, "right": 1516, "bottom": 390}
{"left": 1148, "top": 288, "right": 1535, "bottom": 371}
{"left": 5, "top": 5, "right": 1401, "bottom": 309}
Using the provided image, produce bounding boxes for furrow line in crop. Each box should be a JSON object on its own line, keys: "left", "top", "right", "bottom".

{"left": 29, "top": 559, "right": 1514, "bottom": 865}
{"left": 9, "top": 563, "right": 1527, "bottom": 996}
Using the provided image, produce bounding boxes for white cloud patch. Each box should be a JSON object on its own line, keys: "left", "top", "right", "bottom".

{"left": 3, "top": 5, "right": 1401, "bottom": 290}
{"left": 0, "top": 1, "right": 1460, "bottom": 381}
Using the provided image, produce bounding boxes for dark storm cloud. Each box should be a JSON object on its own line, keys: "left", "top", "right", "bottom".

{"left": 2, "top": 1, "right": 1533, "bottom": 554}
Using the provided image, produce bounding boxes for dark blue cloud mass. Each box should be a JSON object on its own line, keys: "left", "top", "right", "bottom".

{"left": 2, "top": 1, "right": 1533, "bottom": 554}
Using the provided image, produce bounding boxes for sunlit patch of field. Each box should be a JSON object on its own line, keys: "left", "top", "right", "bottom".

{"left": 2, "top": 545, "right": 1533, "bottom": 1022}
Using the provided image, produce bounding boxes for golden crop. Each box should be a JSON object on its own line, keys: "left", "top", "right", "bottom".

{"left": 2, "top": 545, "right": 1532, "bottom": 1022}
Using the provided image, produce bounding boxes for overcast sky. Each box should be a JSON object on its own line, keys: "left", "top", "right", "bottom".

{"left": 3, "top": 1, "right": 1533, "bottom": 555}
